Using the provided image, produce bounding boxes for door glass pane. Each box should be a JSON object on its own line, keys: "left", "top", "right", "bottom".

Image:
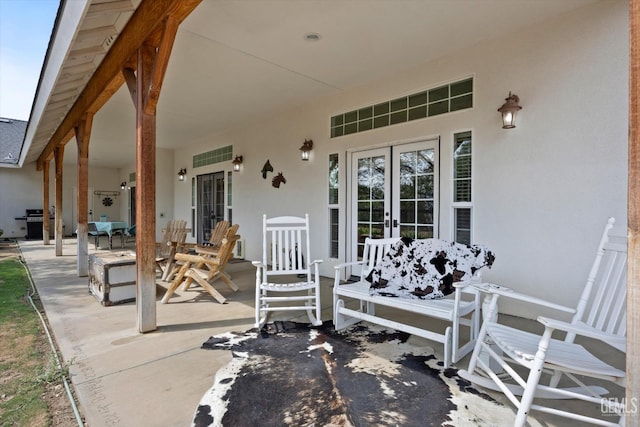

{"left": 356, "top": 154, "right": 386, "bottom": 255}
{"left": 416, "top": 226, "right": 434, "bottom": 239}
{"left": 197, "top": 172, "right": 225, "bottom": 244}
{"left": 398, "top": 147, "right": 435, "bottom": 239}
{"left": 371, "top": 156, "right": 385, "bottom": 200}
{"left": 417, "top": 175, "right": 433, "bottom": 198}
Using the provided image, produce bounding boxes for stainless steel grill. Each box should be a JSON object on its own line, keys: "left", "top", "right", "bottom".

{"left": 15, "top": 209, "right": 46, "bottom": 239}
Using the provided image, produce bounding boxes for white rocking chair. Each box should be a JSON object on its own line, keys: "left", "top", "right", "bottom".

{"left": 459, "top": 217, "right": 627, "bottom": 426}
{"left": 253, "top": 214, "right": 323, "bottom": 328}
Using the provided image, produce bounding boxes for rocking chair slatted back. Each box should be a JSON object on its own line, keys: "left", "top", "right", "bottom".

{"left": 578, "top": 228, "right": 627, "bottom": 350}
{"left": 263, "top": 216, "right": 310, "bottom": 276}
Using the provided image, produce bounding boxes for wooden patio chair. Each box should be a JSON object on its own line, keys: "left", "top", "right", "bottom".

{"left": 458, "top": 217, "right": 627, "bottom": 426}
{"left": 155, "top": 219, "right": 190, "bottom": 281}
{"left": 161, "top": 231, "right": 240, "bottom": 304}
{"left": 173, "top": 224, "right": 240, "bottom": 280}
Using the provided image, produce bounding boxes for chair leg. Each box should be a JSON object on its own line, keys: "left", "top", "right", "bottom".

{"left": 514, "top": 329, "right": 553, "bottom": 427}
{"left": 192, "top": 274, "right": 226, "bottom": 304}
{"left": 161, "top": 262, "right": 190, "bottom": 303}
{"left": 219, "top": 272, "right": 239, "bottom": 292}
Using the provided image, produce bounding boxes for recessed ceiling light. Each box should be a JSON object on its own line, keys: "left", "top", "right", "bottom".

{"left": 304, "top": 32, "right": 321, "bottom": 41}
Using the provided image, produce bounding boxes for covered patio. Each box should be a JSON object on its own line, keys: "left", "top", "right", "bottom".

{"left": 3, "top": 0, "right": 638, "bottom": 425}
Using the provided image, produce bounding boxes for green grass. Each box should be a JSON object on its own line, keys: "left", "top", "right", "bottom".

{"left": 0, "top": 257, "right": 54, "bottom": 426}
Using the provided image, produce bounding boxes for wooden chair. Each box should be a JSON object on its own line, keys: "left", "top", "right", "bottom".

{"left": 205, "top": 220, "right": 230, "bottom": 249}
{"left": 458, "top": 218, "right": 627, "bottom": 426}
{"left": 155, "top": 219, "right": 189, "bottom": 281}
{"left": 253, "top": 214, "right": 323, "bottom": 328}
{"left": 161, "top": 231, "right": 240, "bottom": 304}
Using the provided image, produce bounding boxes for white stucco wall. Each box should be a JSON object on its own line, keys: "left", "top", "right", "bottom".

{"left": 0, "top": 160, "right": 126, "bottom": 239}
{"left": 0, "top": 163, "right": 44, "bottom": 238}
{"left": 173, "top": 1, "right": 628, "bottom": 318}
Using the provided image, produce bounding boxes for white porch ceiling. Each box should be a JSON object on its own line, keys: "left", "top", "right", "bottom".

{"left": 27, "top": 0, "right": 599, "bottom": 168}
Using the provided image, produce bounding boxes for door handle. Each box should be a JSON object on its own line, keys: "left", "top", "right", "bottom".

{"left": 384, "top": 219, "right": 389, "bottom": 228}
{"left": 393, "top": 219, "right": 398, "bottom": 228}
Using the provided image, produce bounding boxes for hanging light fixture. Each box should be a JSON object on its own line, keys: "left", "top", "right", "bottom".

{"left": 120, "top": 181, "right": 127, "bottom": 190}
{"left": 497, "top": 92, "right": 522, "bottom": 129}
{"left": 178, "top": 168, "right": 187, "bottom": 181}
{"left": 299, "top": 139, "right": 313, "bottom": 161}
{"left": 232, "top": 155, "right": 243, "bottom": 172}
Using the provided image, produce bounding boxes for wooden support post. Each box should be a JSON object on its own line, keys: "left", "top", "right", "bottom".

{"left": 54, "top": 146, "right": 64, "bottom": 256}
{"left": 126, "top": 15, "right": 183, "bottom": 333}
{"left": 628, "top": 0, "right": 639, "bottom": 425}
{"left": 135, "top": 44, "right": 158, "bottom": 333}
{"left": 75, "top": 114, "right": 93, "bottom": 276}
{"left": 42, "top": 161, "right": 51, "bottom": 245}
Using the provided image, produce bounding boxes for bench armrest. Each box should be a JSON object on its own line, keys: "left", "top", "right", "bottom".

{"left": 333, "top": 260, "right": 366, "bottom": 271}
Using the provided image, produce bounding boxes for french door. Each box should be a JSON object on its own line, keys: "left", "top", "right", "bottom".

{"left": 196, "top": 172, "right": 225, "bottom": 244}
{"left": 350, "top": 138, "right": 439, "bottom": 268}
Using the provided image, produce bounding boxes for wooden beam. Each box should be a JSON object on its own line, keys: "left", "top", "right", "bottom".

{"left": 42, "top": 161, "right": 51, "bottom": 245}
{"left": 75, "top": 113, "right": 93, "bottom": 277}
{"left": 145, "top": 16, "right": 179, "bottom": 114}
{"left": 36, "top": 0, "right": 201, "bottom": 170}
{"left": 54, "top": 145, "right": 64, "bottom": 256}
{"left": 628, "top": 0, "right": 639, "bottom": 425}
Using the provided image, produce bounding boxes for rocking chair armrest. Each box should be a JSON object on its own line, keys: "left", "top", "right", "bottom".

{"left": 333, "top": 260, "right": 366, "bottom": 271}
{"left": 469, "top": 283, "right": 577, "bottom": 315}
{"left": 252, "top": 261, "right": 265, "bottom": 269}
{"left": 310, "top": 259, "right": 323, "bottom": 266}
{"left": 537, "top": 317, "right": 626, "bottom": 348}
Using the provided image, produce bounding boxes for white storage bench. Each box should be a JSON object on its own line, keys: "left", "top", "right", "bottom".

{"left": 333, "top": 237, "right": 490, "bottom": 368}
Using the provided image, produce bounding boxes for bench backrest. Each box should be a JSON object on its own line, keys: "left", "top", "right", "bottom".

{"left": 360, "top": 237, "right": 401, "bottom": 280}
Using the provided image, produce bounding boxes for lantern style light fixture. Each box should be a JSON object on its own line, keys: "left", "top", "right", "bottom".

{"left": 120, "top": 181, "right": 127, "bottom": 190}
{"left": 299, "top": 139, "right": 313, "bottom": 161}
{"left": 498, "top": 92, "right": 522, "bottom": 129}
{"left": 232, "top": 155, "right": 243, "bottom": 172}
{"left": 178, "top": 168, "right": 187, "bottom": 181}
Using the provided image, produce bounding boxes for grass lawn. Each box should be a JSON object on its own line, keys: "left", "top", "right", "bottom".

{"left": 0, "top": 254, "right": 76, "bottom": 426}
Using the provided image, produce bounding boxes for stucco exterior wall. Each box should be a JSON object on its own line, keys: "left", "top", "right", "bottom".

{"left": 173, "top": 0, "right": 628, "bottom": 318}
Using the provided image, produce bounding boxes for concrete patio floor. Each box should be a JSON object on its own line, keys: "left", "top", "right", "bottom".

{"left": 15, "top": 238, "right": 625, "bottom": 427}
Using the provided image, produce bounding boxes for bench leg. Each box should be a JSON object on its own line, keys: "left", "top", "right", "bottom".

{"left": 443, "top": 326, "right": 452, "bottom": 369}
{"left": 334, "top": 299, "right": 361, "bottom": 330}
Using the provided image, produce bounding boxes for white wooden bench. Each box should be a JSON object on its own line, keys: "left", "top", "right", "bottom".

{"left": 333, "top": 237, "right": 484, "bottom": 368}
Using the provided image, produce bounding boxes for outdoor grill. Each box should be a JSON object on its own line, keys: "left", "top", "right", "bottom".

{"left": 15, "top": 209, "right": 46, "bottom": 240}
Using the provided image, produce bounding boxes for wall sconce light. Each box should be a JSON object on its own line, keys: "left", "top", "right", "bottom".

{"left": 299, "top": 139, "right": 313, "bottom": 161}
{"left": 498, "top": 92, "right": 522, "bottom": 129}
{"left": 120, "top": 181, "right": 127, "bottom": 190}
{"left": 232, "top": 155, "right": 243, "bottom": 172}
{"left": 178, "top": 168, "right": 187, "bottom": 181}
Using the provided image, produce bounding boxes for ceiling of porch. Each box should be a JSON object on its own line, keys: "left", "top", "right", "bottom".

{"left": 26, "top": 0, "right": 599, "bottom": 168}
